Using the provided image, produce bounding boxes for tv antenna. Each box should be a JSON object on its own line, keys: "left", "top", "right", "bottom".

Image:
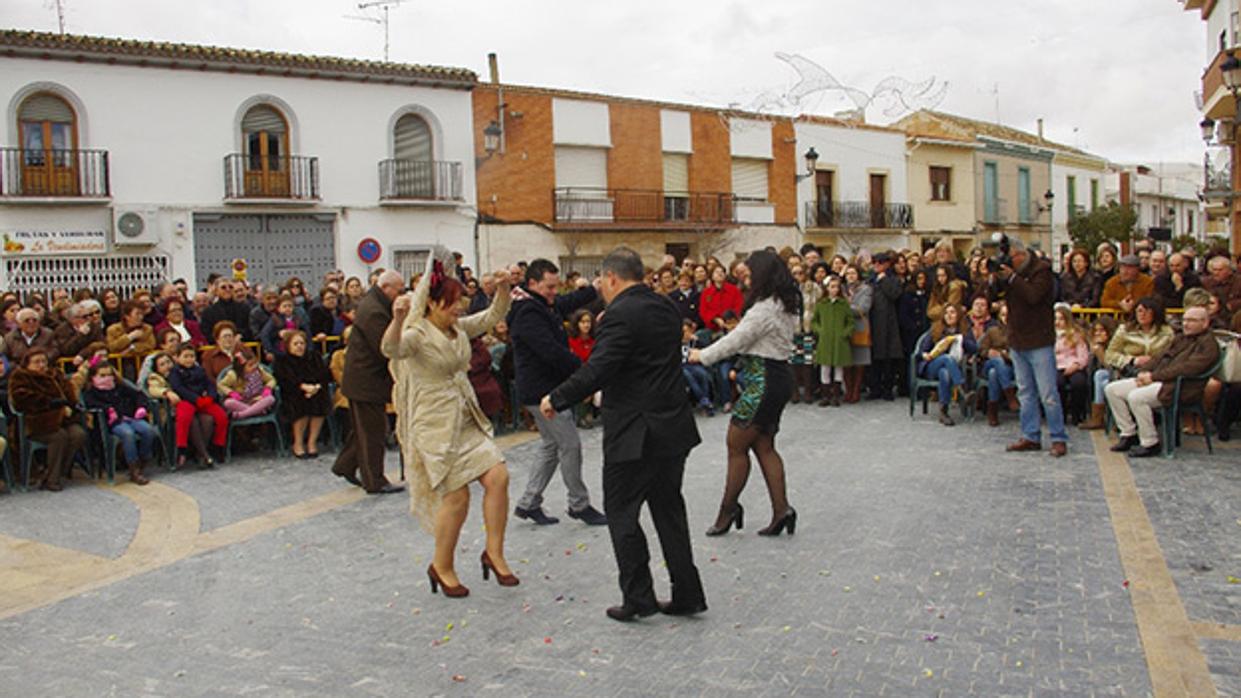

{"left": 45, "top": 0, "right": 67, "bottom": 34}
{"left": 344, "top": 0, "right": 407, "bottom": 62}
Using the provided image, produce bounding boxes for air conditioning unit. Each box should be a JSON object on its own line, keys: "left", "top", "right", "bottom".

{"left": 112, "top": 207, "right": 161, "bottom": 246}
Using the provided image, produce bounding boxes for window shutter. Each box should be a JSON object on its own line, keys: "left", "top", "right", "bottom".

{"left": 555, "top": 146, "right": 608, "bottom": 190}
{"left": 242, "top": 105, "right": 287, "bottom": 134}
{"left": 663, "top": 153, "right": 689, "bottom": 194}
{"left": 394, "top": 114, "right": 433, "bottom": 161}
{"left": 19, "top": 94, "right": 73, "bottom": 123}
{"left": 731, "top": 158, "right": 768, "bottom": 200}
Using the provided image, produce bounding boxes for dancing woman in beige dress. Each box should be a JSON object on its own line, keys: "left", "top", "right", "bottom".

{"left": 382, "top": 262, "right": 515, "bottom": 598}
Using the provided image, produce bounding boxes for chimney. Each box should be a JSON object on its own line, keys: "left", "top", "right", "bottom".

{"left": 1037, "top": 118, "right": 1044, "bottom": 140}
{"left": 487, "top": 53, "right": 500, "bottom": 85}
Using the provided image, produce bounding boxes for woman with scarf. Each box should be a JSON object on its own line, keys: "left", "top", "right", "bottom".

{"left": 82, "top": 359, "right": 158, "bottom": 485}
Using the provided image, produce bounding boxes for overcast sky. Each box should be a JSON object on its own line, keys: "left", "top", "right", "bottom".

{"left": 2, "top": 0, "right": 1211, "bottom": 165}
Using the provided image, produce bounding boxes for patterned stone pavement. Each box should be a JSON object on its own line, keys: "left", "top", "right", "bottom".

{"left": 0, "top": 400, "right": 1237, "bottom": 697}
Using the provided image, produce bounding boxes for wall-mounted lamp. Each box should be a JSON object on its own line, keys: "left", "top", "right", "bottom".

{"left": 796, "top": 147, "right": 819, "bottom": 182}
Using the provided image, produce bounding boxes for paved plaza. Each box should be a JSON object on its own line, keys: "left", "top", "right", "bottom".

{"left": 0, "top": 401, "right": 1238, "bottom": 697}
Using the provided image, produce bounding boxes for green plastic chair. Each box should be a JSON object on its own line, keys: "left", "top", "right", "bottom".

{"left": 908, "top": 331, "right": 938, "bottom": 418}
{"left": 8, "top": 397, "right": 91, "bottom": 491}
{"left": 224, "top": 377, "right": 286, "bottom": 462}
{"left": 82, "top": 380, "right": 169, "bottom": 484}
{"left": 1154, "top": 349, "right": 1227, "bottom": 458}
{"left": 0, "top": 413, "right": 13, "bottom": 492}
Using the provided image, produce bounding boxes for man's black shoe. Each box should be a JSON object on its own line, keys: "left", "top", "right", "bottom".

{"left": 605, "top": 604, "right": 658, "bottom": 622}
{"left": 657, "top": 600, "right": 708, "bottom": 617}
{"left": 368, "top": 482, "right": 405, "bottom": 495}
{"left": 335, "top": 471, "right": 362, "bottom": 487}
{"left": 514, "top": 506, "right": 560, "bottom": 525}
{"left": 1129, "top": 443, "right": 1162, "bottom": 458}
{"left": 1110, "top": 435, "right": 1139, "bottom": 452}
{"left": 567, "top": 505, "right": 607, "bottom": 526}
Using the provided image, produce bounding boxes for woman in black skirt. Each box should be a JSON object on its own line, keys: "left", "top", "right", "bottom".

{"left": 689, "top": 250, "right": 801, "bottom": 537}
{"left": 274, "top": 330, "right": 332, "bottom": 458}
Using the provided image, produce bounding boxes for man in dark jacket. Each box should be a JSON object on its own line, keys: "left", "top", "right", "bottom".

{"left": 199, "top": 279, "right": 254, "bottom": 342}
{"left": 867, "top": 251, "right": 903, "bottom": 400}
{"left": 996, "top": 237, "right": 1068, "bottom": 457}
{"left": 1105, "top": 306, "right": 1219, "bottom": 457}
{"left": 330, "top": 271, "right": 405, "bottom": 494}
{"left": 542, "top": 246, "right": 706, "bottom": 622}
{"left": 1153, "top": 252, "right": 1201, "bottom": 309}
{"left": 509, "top": 259, "right": 606, "bottom": 526}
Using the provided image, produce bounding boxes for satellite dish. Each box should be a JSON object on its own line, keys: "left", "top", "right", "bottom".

{"left": 117, "top": 211, "right": 145, "bottom": 238}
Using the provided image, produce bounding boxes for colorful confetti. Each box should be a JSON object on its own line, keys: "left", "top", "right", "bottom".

{"left": 923, "top": 668, "right": 934, "bottom": 678}
{"left": 924, "top": 634, "right": 938, "bottom": 642}
{"left": 544, "top": 637, "right": 553, "bottom": 644}
{"left": 451, "top": 674, "right": 466, "bottom": 683}
{"left": 1227, "top": 576, "right": 1241, "bottom": 585}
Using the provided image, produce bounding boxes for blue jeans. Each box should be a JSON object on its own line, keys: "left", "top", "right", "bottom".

{"left": 1011, "top": 345, "right": 1068, "bottom": 444}
{"left": 984, "top": 357, "right": 1015, "bottom": 402}
{"left": 682, "top": 364, "right": 712, "bottom": 404}
{"left": 714, "top": 360, "right": 735, "bottom": 406}
{"left": 923, "top": 356, "right": 964, "bottom": 406}
{"left": 1092, "top": 368, "right": 1110, "bottom": 404}
{"left": 111, "top": 419, "right": 159, "bottom": 465}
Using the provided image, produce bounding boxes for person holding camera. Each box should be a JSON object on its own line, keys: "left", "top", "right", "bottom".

{"left": 993, "top": 237, "right": 1069, "bottom": 457}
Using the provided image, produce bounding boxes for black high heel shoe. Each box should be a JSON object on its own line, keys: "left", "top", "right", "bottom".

{"left": 758, "top": 507, "right": 797, "bottom": 536}
{"left": 705, "top": 504, "right": 744, "bottom": 537}
{"left": 481, "top": 551, "right": 520, "bottom": 587}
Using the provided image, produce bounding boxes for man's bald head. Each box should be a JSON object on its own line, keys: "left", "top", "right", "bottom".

{"left": 377, "top": 270, "right": 405, "bottom": 300}
{"left": 1169, "top": 253, "right": 1188, "bottom": 274}
{"left": 1181, "top": 306, "right": 1211, "bottom": 336}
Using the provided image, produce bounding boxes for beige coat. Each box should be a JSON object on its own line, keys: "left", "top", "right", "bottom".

{"left": 384, "top": 271, "right": 511, "bottom": 531}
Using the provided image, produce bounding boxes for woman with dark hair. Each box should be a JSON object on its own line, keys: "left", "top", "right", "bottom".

{"left": 1059, "top": 249, "right": 1101, "bottom": 307}
{"left": 699, "top": 265, "right": 743, "bottom": 332}
{"left": 689, "top": 249, "right": 799, "bottom": 537}
{"left": 99, "top": 288, "right": 123, "bottom": 328}
{"left": 1095, "top": 244, "right": 1119, "bottom": 286}
{"left": 275, "top": 331, "right": 332, "bottom": 458}
{"left": 898, "top": 269, "right": 931, "bottom": 389}
{"left": 384, "top": 258, "right": 514, "bottom": 598}
{"left": 914, "top": 304, "right": 977, "bottom": 426}
{"left": 8, "top": 348, "right": 87, "bottom": 491}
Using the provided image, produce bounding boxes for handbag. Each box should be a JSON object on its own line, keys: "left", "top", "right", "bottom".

{"left": 1215, "top": 332, "right": 1241, "bottom": 383}
{"left": 850, "top": 319, "right": 871, "bottom": 347}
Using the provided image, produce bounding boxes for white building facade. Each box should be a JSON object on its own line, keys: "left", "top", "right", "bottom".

{"left": 1050, "top": 153, "right": 1108, "bottom": 257}
{"left": 0, "top": 30, "right": 478, "bottom": 297}
{"left": 1105, "top": 163, "right": 1208, "bottom": 246}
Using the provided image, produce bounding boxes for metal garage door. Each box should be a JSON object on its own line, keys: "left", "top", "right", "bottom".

{"left": 193, "top": 213, "right": 335, "bottom": 289}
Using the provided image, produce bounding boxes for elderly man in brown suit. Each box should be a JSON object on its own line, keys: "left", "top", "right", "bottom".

{"left": 5, "top": 307, "right": 59, "bottom": 365}
{"left": 331, "top": 270, "right": 406, "bottom": 494}
{"left": 1104, "top": 306, "right": 1220, "bottom": 457}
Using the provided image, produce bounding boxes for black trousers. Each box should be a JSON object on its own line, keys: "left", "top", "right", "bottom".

{"left": 331, "top": 400, "right": 389, "bottom": 492}
{"left": 603, "top": 448, "right": 705, "bottom": 611}
{"left": 868, "top": 357, "right": 899, "bottom": 397}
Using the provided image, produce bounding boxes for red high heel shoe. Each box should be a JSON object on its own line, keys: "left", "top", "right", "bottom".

{"left": 427, "top": 564, "right": 469, "bottom": 598}
{"left": 480, "top": 551, "right": 520, "bottom": 587}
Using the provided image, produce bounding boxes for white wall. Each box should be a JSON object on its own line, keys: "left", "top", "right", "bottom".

{"left": 552, "top": 98, "right": 610, "bottom": 147}
{"left": 0, "top": 55, "right": 479, "bottom": 286}
{"left": 729, "top": 119, "right": 772, "bottom": 159}
{"left": 1206, "top": 0, "right": 1237, "bottom": 60}
{"left": 793, "top": 121, "right": 908, "bottom": 224}
{"left": 660, "top": 109, "right": 692, "bottom": 153}
{"left": 1050, "top": 161, "right": 1104, "bottom": 251}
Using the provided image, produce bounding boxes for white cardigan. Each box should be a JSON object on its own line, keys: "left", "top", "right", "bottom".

{"left": 698, "top": 297, "right": 798, "bottom": 365}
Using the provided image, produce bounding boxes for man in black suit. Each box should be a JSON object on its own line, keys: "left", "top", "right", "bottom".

{"left": 542, "top": 247, "right": 707, "bottom": 622}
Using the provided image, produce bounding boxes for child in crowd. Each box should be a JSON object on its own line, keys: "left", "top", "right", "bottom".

{"left": 567, "top": 309, "right": 597, "bottom": 427}
{"left": 680, "top": 318, "right": 714, "bottom": 416}
{"left": 81, "top": 360, "right": 158, "bottom": 485}
{"left": 168, "top": 344, "right": 229, "bottom": 466}
{"left": 811, "top": 274, "right": 855, "bottom": 407}
{"left": 1054, "top": 305, "right": 1090, "bottom": 424}
{"left": 259, "top": 294, "right": 301, "bottom": 358}
{"left": 217, "top": 346, "right": 277, "bottom": 419}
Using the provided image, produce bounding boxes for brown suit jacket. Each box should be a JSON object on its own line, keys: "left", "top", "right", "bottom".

{"left": 1149, "top": 331, "right": 1220, "bottom": 405}
{"left": 4, "top": 327, "right": 60, "bottom": 364}
{"left": 340, "top": 285, "right": 394, "bottom": 405}
{"left": 1100, "top": 273, "right": 1155, "bottom": 310}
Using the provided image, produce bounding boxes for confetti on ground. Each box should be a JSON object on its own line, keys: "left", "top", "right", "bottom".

{"left": 521, "top": 602, "right": 532, "bottom": 613}
{"left": 544, "top": 637, "right": 553, "bottom": 644}
{"left": 1016, "top": 661, "right": 1024, "bottom": 667}
{"left": 1227, "top": 576, "right": 1241, "bottom": 584}
{"left": 923, "top": 668, "right": 934, "bottom": 678}
{"left": 977, "top": 591, "right": 986, "bottom": 598}
{"left": 445, "top": 622, "right": 453, "bottom": 631}
{"left": 107, "top": 634, "right": 117, "bottom": 641}
{"left": 565, "top": 550, "right": 572, "bottom": 556}
{"left": 520, "top": 558, "right": 529, "bottom": 564}
{"left": 843, "top": 586, "right": 852, "bottom": 593}
{"left": 831, "top": 649, "right": 839, "bottom": 656}
{"left": 873, "top": 575, "right": 881, "bottom": 582}
{"left": 818, "top": 569, "right": 830, "bottom": 576}
{"left": 577, "top": 543, "right": 587, "bottom": 551}
{"left": 782, "top": 626, "right": 791, "bottom": 633}
{"left": 578, "top": 671, "right": 587, "bottom": 677}
{"left": 933, "top": 571, "right": 941, "bottom": 577}
{"left": 451, "top": 674, "right": 466, "bottom": 682}
{"left": 710, "top": 556, "right": 719, "bottom": 563}
{"left": 1122, "top": 580, "right": 1130, "bottom": 589}
{"left": 924, "top": 634, "right": 938, "bottom": 642}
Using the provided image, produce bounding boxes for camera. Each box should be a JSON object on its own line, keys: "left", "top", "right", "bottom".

{"left": 985, "top": 232, "right": 1012, "bottom": 274}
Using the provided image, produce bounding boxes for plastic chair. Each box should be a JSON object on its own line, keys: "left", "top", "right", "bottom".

{"left": 82, "top": 380, "right": 168, "bottom": 484}
{"left": 908, "top": 331, "right": 938, "bottom": 418}
{"left": 224, "top": 380, "right": 287, "bottom": 461}
{"left": 8, "top": 397, "right": 91, "bottom": 491}
{"left": 1154, "top": 350, "right": 1226, "bottom": 458}
{"left": 0, "top": 413, "right": 13, "bottom": 493}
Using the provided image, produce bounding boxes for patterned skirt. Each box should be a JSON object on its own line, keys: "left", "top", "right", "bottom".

{"left": 731, "top": 355, "right": 794, "bottom": 434}
{"left": 790, "top": 332, "right": 816, "bottom": 365}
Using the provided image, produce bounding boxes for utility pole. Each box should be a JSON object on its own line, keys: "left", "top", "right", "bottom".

{"left": 345, "top": 0, "right": 407, "bottom": 62}
{"left": 47, "top": 0, "right": 66, "bottom": 34}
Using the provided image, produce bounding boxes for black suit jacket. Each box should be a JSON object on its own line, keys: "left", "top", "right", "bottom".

{"left": 341, "top": 285, "right": 394, "bottom": 404}
{"left": 550, "top": 284, "right": 700, "bottom": 464}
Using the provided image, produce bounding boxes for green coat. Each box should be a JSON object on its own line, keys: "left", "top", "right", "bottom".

{"left": 811, "top": 296, "right": 854, "bottom": 367}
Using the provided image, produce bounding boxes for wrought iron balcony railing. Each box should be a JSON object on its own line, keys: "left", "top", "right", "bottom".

{"left": 0, "top": 147, "right": 110, "bottom": 198}
{"left": 554, "top": 187, "right": 736, "bottom": 225}
{"left": 804, "top": 200, "right": 913, "bottom": 229}
{"left": 379, "top": 159, "right": 463, "bottom": 201}
{"left": 223, "top": 153, "right": 319, "bottom": 200}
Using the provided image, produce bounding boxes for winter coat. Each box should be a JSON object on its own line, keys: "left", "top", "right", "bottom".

{"left": 51, "top": 321, "right": 104, "bottom": 360}
{"left": 927, "top": 279, "right": 968, "bottom": 323}
{"left": 169, "top": 363, "right": 217, "bottom": 403}
{"left": 868, "top": 272, "right": 904, "bottom": 361}
{"left": 698, "top": 282, "right": 743, "bottom": 330}
{"left": 274, "top": 350, "right": 332, "bottom": 419}
{"left": 1100, "top": 273, "right": 1155, "bottom": 310}
{"left": 668, "top": 287, "right": 701, "bottom": 326}
{"left": 1059, "top": 270, "right": 1101, "bottom": 307}
{"left": 811, "top": 296, "right": 854, "bottom": 367}
{"left": 847, "top": 281, "right": 873, "bottom": 366}
{"left": 8, "top": 367, "right": 78, "bottom": 436}
{"left": 1148, "top": 331, "right": 1221, "bottom": 405}
{"left": 104, "top": 322, "right": 155, "bottom": 355}
{"left": 1005, "top": 256, "right": 1056, "bottom": 351}
{"left": 508, "top": 286, "right": 597, "bottom": 406}
{"left": 468, "top": 337, "right": 503, "bottom": 418}
{"left": 82, "top": 381, "right": 150, "bottom": 422}
{"left": 1105, "top": 323, "right": 1175, "bottom": 372}
{"left": 898, "top": 288, "right": 930, "bottom": 356}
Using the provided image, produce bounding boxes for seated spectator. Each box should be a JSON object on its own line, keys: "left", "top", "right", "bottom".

{"left": 309, "top": 287, "right": 344, "bottom": 340}
{"left": 273, "top": 331, "right": 330, "bottom": 458}
{"left": 1096, "top": 243, "right": 1119, "bottom": 286}
{"left": 1, "top": 299, "right": 19, "bottom": 334}
{"left": 1215, "top": 311, "right": 1241, "bottom": 441}
{"left": 712, "top": 310, "right": 742, "bottom": 411}
{"left": 1059, "top": 249, "right": 1101, "bottom": 307}
{"left": 1105, "top": 306, "right": 1220, "bottom": 457}
{"left": 680, "top": 318, "right": 714, "bottom": 415}
{"left": 1153, "top": 251, "right": 1201, "bottom": 309}
{"left": 217, "top": 346, "right": 276, "bottom": 420}
{"left": 915, "top": 303, "right": 976, "bottom": 426}
{"left": 146, "top": 351, "right": 211, "bottom": 468}
{"left": 965, "top": 295, "right": 996, "bottom": 346}
{"left": 979, "top": 301, "right": 1017, "bottom": 426}
{"left": 1100, "top": 255, "right": 1154, "bottom": 313}
{"left": 284, "top": 277, "right": 312, "bottom": 327}
{"left": 7, "top": 349, "right": 86, "bottom": 491}
{"left": 201, "top": 321, "right": 241, "bottom": 383}
{"left": 168, "top": 344, "right": 228, "bottom": 467}
{"left": 1203, "top": 254, "right": 1241, "bottom": 315}
{"left": 50, "top": 301, "right": 103, "bottom": 366}
{"left": 154, "top": 299, "right": 206, "bottom": 348}
{"left": 341, "top": 276, "right": 364, "bottom": 314}
{"left": 468, "top": 335, "right": 504, "bottom": 420}
{"left": 106, "top": 300, "right": 156, "bottom": 359}
{"left": 699, "top": 266, "right": 743, "bottom": 332}
{"left": 99, "top": 288, "right": 123, "bottom": 328}
{"left": 6, "top": 306, "right": 60, "bottom": 366}
{"left": 190, "top": 291, "right": 211, "bottom": 322}
{"left": 249, "top": 290, "right": 280, "bottom": 341}
{"left": 199, "top": 279, "right": 252, "bottom": 342}
{"left": 260, "top": 294, "right": 303, "bottom": 358}
{"left": 1054, "top": 305, "right": 1091, "bottom": 424}
{"left": 139, "top": 328, "right": 184, "bottom": 387}
{"left": 81, "top": 359, "right": 158, "bottom": 486}
{"left": 1081, "top": 296, "right": 1174, "bottom": 430}
{"left": 132, "top": 289, "right": 163, "bottom": 328}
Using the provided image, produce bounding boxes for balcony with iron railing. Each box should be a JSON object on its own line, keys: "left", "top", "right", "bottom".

{"left": 223, "top": 153, "right": 319, "bottom": 201}
{"left": 804, "top": 200, "right": 914, "bottom": 230}
{"left": 553, "top": 188, "right": 736, "bottom": 227}
{"left": 0, "top": 147, "right": 110, "bottom": 200}
{"left": 379, "top": 159, "right": 463, "bottom": 202}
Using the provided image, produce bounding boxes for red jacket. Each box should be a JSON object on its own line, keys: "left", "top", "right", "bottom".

{"left": 699, "top": 282, "right": 743, "bottom": 330}
{"left": 568, "top": 336, "right": 595, "bottom": 363}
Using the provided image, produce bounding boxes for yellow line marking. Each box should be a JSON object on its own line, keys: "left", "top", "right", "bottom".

{"left": 194, "top": 487, "right": 366, "bottom": 553}
{"left": 1091, "top": 430, "right": 1218, "bottom": 698}
{"left": 1192, "top": 621, "right": 1241, "bottom": 642}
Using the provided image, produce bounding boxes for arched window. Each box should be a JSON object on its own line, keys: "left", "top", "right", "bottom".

{"left": 394, "top": 113, "right": 432, "bottom": 162}
{"left": 241, "top": 104, "right": 289, "bottom": 197}
{"left": 18, "top": 92, "right": 78, "bottom": 195}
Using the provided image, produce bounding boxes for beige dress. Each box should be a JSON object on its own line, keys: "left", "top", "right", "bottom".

{"left": 383, "top": 271, "right": 512, "bottom": 532}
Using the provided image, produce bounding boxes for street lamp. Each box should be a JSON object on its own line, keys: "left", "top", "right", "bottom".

{"left": 482, "top": 121, "right": 502, "bottom": 154}
{"left": 796, "top": 147, "right": 819, "bottom": 182}
{"left": 1222, "top": 53, "right": 1241, "bottom": 96}
{"left": 1201, "top": 117, "right": 1217, "bottom": 143}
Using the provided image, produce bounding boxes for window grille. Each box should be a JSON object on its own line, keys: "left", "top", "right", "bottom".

{"left": 5, "top": 254, "right": 170, "bottom": 302}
